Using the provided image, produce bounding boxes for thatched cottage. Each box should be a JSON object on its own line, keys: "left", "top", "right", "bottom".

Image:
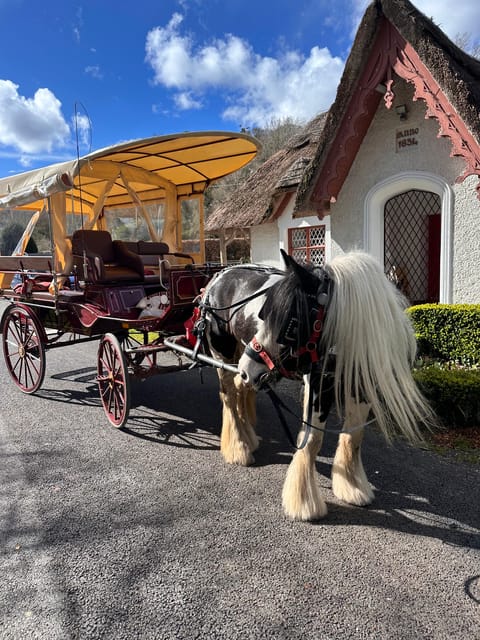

{"left": 206, "top": 112, "right": 329, "bottom": 265}
{"left": 206, "top": 0, "right": 480, "bottom": 304}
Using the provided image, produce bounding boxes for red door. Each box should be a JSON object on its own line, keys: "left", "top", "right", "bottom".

{"left": 427, "top": 213, "right": 441, "bottom": 302}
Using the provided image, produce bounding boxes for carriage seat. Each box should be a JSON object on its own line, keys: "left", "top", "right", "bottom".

{"left": 71, "top": 230, "right": 144, "bottom": 284}
{"left": 125, "top": 241, "right": 194, "bottom": 284}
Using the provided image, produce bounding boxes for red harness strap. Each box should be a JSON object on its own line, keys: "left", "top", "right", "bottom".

{"left": 246, "top": 336, "right": 295, "bottom": 378}
{"left": 295, "top": 306, "right": 324, "bottom": 364}
{"left": 246, "top": 306, "right": 325, "bottom": 377}
{"left": 248, "top": 335, "right": 276, "bottom": 371}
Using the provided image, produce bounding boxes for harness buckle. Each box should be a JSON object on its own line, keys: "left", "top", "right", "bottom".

{"left": 251, "top": 336, "right": 262, "bottom": 352}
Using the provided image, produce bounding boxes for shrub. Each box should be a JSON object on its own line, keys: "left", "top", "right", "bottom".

{"left": 413, "top": 367, "right": 480, "bottom": 427}
{"left": 408, "top": 304, "right": 480, "bottom": 428}
{"left": 407, "top": 304, "right": 480, "bottom": 364}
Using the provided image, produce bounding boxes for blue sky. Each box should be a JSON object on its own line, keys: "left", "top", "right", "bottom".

{"left": 0, "top": 0, "right": 478, "bottom": 176}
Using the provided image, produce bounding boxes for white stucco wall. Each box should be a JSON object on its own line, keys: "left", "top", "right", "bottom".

{"left": 329, "top": 79, "right": 479, "bottom": 303}
{"left": 451, "top": 174, "right": 480, "bottom": 302}
{"left": 251, "top": 221, "right": 280, "bottom": 267}
{"left": 251, "top": 194, "right": 331, "bottom": 269}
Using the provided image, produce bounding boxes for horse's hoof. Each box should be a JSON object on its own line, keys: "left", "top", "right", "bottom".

{"left": 332, "top": 481, "right": 374, "bottom": 506}
{"left": 283, "top": 501, "right": 328, "bottom": 522}
{"left": 221, "top": 446, "right": 254, "bottom": 466}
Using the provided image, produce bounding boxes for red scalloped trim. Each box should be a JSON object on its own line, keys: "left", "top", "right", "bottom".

{"left": 310, "top": 19, "right": 480, "bottom": 210}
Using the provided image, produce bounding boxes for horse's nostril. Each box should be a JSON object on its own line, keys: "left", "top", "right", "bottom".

{"left": 240, "top": 370, "right": 248, "bottom": 381}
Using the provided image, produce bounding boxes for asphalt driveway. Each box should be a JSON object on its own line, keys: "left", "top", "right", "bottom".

{"left": 0, "top": 336, "right": 479, "bottom": 639}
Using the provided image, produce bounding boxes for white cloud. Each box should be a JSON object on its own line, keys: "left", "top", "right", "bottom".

{"left": 174, "top": 92, "right": 203, "bottom": 110}
{"left": 84, "top": 65, "right": 103, "bottom": 80}
{"left": 414, "top": 0, "right": 480, "bottom": 48}
{"left": 145, "top": 13, "right": 344, "bottom": 126}
{"left": 0, "top": 80, "right": 70, "bottom": 154}
{"left": 72, "top": 112, "right": 92, "bottom": 149}
{"left": 72, "top": 6, "right": 83, "bottom": 43}
{"left": 19, "top": 155, "right": 34, "bottom": 168}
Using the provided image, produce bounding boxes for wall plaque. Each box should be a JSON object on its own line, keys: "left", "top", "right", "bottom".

{"left": 396, "top": 127, "right": 419, "bottom": 152}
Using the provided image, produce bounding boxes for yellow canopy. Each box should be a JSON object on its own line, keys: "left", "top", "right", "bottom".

{"left": 0, "top": 131, "right": 260, "bottom": 212}
{"left": 0, "top": 131, "right": 259, "bottom": 286}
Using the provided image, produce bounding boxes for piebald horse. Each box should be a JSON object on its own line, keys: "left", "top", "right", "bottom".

{"left": 199, "top": 250, "right": 433, "bottom": 521}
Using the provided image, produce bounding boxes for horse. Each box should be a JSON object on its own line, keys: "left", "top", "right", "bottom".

{"left": 198, "top": 250, "right": 434, "bottom": 521}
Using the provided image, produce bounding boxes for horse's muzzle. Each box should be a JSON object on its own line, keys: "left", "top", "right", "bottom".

{"left": 239, "top": 367, "right": 277, "bottom": 391}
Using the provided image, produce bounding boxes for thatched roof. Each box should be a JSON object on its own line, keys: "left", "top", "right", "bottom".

{"left": 295, "top": 0, "right": 480, "bottom": 214}
{"left": 205, "top": 112, "right": 327, "bottom": 231}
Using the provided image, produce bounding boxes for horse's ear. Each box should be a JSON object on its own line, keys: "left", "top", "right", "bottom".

{"left": 280, "top": 249, "right": 318, "bottom": 293}
{"left": 280, "top": 248, "right": 293, "bottom": 268}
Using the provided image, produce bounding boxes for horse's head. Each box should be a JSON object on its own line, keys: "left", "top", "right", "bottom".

{"left": 237, "top": 250, "right": 330, "bottom": 390}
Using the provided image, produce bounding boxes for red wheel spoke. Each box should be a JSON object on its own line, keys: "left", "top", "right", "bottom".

{"left": 104, "top": 344, "right": 114, "bottom": 370}
{"left": 8, "top": 319, "right": 23, "bottom": 346}
{"left": 2, "top": 307, "right": 45, "bottom": 394}
{"left": 16, "top": 357, "right": 25, "bottom": 384}
{"left": 97, "top": 333, "right": 130, "bottom": 428}
{"left": 24, "top": 325, "right": 38, "bottom": 349}
{"left": 5, "top": 336, "right": 20, "bottom": 354}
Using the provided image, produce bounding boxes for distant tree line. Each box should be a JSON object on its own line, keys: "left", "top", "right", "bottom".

{"left": 204, "top": 116, "right": 303, "bottom": 217}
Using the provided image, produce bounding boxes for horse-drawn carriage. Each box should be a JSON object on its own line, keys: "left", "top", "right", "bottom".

{"left": 0, "top": 131, "right": 258, "bottom": 428}
{"left": 0, "top": 129, "right": 434, "bottom": 521}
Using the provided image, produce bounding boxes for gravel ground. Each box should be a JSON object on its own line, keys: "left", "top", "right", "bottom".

{"left": 0, "top": 335, "right": 479, "bottom": 639}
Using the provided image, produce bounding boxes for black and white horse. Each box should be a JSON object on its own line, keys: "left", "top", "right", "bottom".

{"left": 199, "top": 250, "right": 433, "bottom": 521}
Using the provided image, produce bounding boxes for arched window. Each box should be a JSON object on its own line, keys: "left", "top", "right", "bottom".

{"left": 364, "top": 172, "right": 452, "bottom": 303}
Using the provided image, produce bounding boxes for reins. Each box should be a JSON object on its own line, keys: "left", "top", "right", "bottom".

{"left": 265, "top": 382, "right": 314, "bottom": 450}
{"left": 199, "top": 285, "right": 274, "bottom": 320}
{"left": 197, "top": 264, "right": 284, "bottom": 324}
{"left": 265, "top": 383, "right": 376, "bottom": 450}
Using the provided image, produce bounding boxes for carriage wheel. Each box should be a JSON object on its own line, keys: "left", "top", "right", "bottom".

{"left": 1, "top": 305, "right": 46, "bottom": 394}
{"left": 97, "top": 333, "right": 131, "bottom": 428}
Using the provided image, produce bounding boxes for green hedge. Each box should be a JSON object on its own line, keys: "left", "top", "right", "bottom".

{"left": 407, "top": 304, "right": 480, "bottom": 364}
{"left": 407, "top": 304, "right": 480, "bottom": 428}
{"left": 413, "top": 367, "right": 480, "bottom": 427}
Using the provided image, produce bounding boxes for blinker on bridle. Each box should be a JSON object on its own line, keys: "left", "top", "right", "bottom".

{"left": 244, "top": 272, "right": 331, "bottom": 380}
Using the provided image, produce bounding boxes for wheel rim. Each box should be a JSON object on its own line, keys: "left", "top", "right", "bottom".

{"left": 97, "top": 333, "right": 130, "bottom": 428}
{"left": 2, "top": 307, "right": 46, "bottom": 394}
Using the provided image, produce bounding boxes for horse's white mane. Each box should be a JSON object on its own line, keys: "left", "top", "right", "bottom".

{"left": 322, "top": 252, "right": 430, "bottom": 441}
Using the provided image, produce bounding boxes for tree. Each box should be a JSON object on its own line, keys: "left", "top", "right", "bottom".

{"left": 455, "top": 32, "right": 480, "bottom": 59}
{"left": 0, "top": 222, "right": 24, "bottom": 255}
{"left": 205, "top": 116, "right": 303, "bottom": 217}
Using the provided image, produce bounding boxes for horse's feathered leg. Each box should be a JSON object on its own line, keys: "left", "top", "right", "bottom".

{"left": 282, "top": 374, "right": 328, "bottom": 521}
{"left": 234, "top": 372, "right": 259, "bottom": 453}
{"left": 217, "top": 368, "right": 259, "bottom": 466}
{"left": 331, "top": 398, "right": 375, "bottom": 506}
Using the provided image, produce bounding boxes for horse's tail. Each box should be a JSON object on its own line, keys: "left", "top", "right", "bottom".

{"left": 322, "top": 252, "right": 435, "bottom": 443}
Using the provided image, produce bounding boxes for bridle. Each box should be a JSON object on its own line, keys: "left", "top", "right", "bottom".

{"left": 243, "top": 293, "right": 329, "bottom": 383}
